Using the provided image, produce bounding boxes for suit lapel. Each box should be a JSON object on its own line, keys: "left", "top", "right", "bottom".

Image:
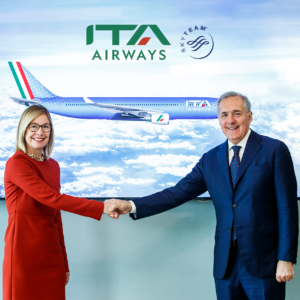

{"left": 235, "top": 130, "right": 262, "bottom": 187}
{"left": 217, "top": 140, "right": 233, "bottom": 196}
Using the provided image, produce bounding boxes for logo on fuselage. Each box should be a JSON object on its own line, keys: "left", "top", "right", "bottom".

{"left": 186, "top": 100, "right": 211, "bottom": 111}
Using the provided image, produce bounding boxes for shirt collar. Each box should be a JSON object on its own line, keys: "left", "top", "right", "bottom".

{"left": 228, "top": 129, "right": 251, "bottom": 150}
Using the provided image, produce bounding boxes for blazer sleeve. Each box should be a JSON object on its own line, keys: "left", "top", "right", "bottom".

{"left": 131, "top": 154, "right": 208, "bottom": 220}
{"left": 274, "top": 142, "right": 299, "bottom": 263}
{"left": 55, "top": 210, "right": 70, "bottom": 273}
{"left": 6, "top": 156, "right": 104, "bottom": 220}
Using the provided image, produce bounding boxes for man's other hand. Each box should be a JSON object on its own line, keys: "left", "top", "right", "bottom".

{"left": 104, "top": 199, "right": 132, "bottom": 219}
{"left": 276, "top": 260, "right": 294, "bottom": 282}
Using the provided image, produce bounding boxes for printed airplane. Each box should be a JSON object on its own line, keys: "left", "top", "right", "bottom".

{"left": 8, "top": 62, "right": 218, "bottom": 125}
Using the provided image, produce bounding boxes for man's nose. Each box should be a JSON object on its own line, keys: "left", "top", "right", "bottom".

{"left": 227, "top": 114, "right": 235, "bottom": 124}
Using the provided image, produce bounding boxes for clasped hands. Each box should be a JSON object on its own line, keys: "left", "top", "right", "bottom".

{"left": 103, "top": 199, "right": 131, "bottom": 219}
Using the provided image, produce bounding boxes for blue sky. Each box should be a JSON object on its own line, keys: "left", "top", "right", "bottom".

{"left": 0, "top": 0, "right": 300, "bottom": 197}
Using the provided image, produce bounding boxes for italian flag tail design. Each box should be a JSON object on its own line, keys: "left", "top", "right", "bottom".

{"left": 8, "top": 62, "right": 56, "bottom": 99}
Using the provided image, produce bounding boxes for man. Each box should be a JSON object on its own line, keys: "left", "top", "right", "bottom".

{"left": 107, "top": 92, "right": 298, "bottom": 300}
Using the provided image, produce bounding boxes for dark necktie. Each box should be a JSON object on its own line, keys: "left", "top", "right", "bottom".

{"left": 229, "top": 146, "right": 241, "bottom": 241}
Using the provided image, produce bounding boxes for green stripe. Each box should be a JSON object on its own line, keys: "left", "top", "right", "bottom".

{"left": 8, "top": 62, "right": 26, "bottom": 99}
{"left": 157, "top": 115, "right": 163, "bottom": 121}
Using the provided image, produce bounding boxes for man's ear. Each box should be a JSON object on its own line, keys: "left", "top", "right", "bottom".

{"left": 248, "top": 111, "right": 253, "bottom": 123}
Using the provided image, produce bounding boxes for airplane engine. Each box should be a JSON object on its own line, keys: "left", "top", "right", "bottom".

{"left": 151, "top": 113, "right": 169, "bottom": 125}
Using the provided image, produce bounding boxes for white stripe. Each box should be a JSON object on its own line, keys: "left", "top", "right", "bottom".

{"left": 12, "top": 62, "right": 31, "bottom": 99}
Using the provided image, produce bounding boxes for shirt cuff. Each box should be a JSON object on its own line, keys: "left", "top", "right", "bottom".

{"left": 129, "top": 200, "right": 136, "bottom": 213}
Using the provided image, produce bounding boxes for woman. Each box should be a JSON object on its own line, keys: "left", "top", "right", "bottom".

{"left": 3, "top": 105, "right": 115, "bottom": 300}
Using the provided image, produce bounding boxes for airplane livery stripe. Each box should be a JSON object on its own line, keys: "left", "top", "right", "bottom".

{"left": 8, "top": 62, "right": 26, "bottom": 99}
{"left": 12, "top": 62, "right": 31, "bottom": 99}
{"left": 16, "top": 62, "right": 34, "bottom": 99}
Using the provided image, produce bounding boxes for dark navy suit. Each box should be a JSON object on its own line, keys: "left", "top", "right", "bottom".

{"left": 131, "top": 130, "right": 298, "bottom": 290}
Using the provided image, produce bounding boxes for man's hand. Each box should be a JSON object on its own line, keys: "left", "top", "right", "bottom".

{"left": 104, "top": 199, "right": 132, "bottom": 219}
{"left": 276, "top": 260, "right": 294, "bottom": 282}
{"left": 103, "top": 200, "right": 119, "bottom": 219}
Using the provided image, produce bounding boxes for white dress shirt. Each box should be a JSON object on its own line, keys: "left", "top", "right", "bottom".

{"left": 228, "top": 129, "right": 251, "bottom": 165}
{"left": 130, "top": 129, "right": 252, "bottom": 214}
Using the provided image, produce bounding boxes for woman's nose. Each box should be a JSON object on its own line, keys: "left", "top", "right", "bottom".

{"left": 36, "top": 127, "right": 44, "bottom": 134}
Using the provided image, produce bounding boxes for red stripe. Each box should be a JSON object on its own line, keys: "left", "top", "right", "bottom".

{"left": 138, "top": 37, "right": 151, "bottom": 45}
{"left": 16, "top": 62, "right": 34, "bottom": 99}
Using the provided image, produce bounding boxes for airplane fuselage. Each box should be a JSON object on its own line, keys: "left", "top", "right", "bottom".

{"left": 41, "top": 97, "right": 218, "bottom": 121}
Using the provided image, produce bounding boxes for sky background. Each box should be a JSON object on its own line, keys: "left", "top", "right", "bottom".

{"left": 0, "top": 0, "right": 300, "bottom": 197}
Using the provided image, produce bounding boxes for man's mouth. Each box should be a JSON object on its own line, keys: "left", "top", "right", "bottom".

{"left": 227, "top": 126, "right": 239, "bottom": 130}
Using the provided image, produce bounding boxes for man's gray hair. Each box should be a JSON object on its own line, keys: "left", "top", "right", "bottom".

{"left": 217, "top": 91, "right": 251, "bottom": 114}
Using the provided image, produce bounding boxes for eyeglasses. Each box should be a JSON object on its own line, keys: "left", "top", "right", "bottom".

{"left": 28, "top": 123, "right": 51, "bottom": 133}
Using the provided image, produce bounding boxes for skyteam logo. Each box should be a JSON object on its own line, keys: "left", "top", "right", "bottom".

{"left": 180, "top": 25, "right": 214, "bottom": 59}
{"left": 87, "top": 24, "right": 171, "bottom": 61}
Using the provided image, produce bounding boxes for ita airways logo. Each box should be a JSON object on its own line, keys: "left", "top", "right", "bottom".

{"left": 186, "top": 100, "right": 211, "bottom": 112}
{"left": 86, "top": 25, "right": 170, "bottom": 46}
{"left": 87, "top": 25, "right": 171, "bottom": 61}
{"left": 180, "top": 26, "right": 214, "bottom": 59}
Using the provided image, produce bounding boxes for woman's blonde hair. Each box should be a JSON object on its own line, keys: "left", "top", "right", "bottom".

{"left": 15, "top": 105, "right": 54, "bottom": 159}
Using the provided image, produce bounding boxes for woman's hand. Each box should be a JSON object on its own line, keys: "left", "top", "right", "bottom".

{"left": 65, "top": 272, "right": 70, "bottom": 286}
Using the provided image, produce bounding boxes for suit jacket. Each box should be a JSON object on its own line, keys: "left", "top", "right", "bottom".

{"left": 131, "top": 130, "right": 299, "bottom": 279}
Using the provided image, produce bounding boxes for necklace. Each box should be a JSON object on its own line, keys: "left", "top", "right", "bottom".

{"left": 26, "top": 152, "right": 45, "bottom": 161}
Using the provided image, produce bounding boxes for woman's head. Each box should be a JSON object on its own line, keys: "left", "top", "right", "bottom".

{"left": 16, "top": 105, "right": 54, "bottom": 159}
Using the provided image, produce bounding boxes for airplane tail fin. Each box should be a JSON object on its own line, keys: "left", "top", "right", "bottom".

{"left": 8, "top": 62, "right": 56, "bottom": 99}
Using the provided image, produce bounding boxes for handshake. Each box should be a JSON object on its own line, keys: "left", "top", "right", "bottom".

{"left": 103, "top": 199, "right": 132, "bottom": 219}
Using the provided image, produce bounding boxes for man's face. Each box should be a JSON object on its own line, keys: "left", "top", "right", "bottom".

{"left": 218, "top": 96, "right": 253, "bottom": 144}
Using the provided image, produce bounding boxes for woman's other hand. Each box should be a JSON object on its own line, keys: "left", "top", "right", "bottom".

{"left": 65, "top": 272, "right": 70, "bottom": 286}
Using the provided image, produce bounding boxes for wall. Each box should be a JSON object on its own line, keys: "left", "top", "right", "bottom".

{"left": 0, "top": 201, "right": 299, "bottom": 300}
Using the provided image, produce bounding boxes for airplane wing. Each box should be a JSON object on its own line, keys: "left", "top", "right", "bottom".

{"left": 9, "top": 96, "right": 41, "bottom": 106}
{"left": 83, "top": 97, "right": 163, "bottom": 118}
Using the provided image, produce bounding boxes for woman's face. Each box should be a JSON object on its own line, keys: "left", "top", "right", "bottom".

{"left": 25, "top": 114, "right": 51, "bottom": 156}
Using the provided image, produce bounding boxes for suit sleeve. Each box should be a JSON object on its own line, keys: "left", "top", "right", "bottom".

{"left": 274, "top": 142, "right": 299, "bottom": 263}
{"left": 55, "top": 210, "right": 70, "bottom": 272}
{"left": 131, "top": 154, "right": 208, "bottom": 220}
{"left": 6, "top": 156, "right": 104, "bottom": 220}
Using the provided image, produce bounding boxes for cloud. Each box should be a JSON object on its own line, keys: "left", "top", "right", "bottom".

{"left": 69, "top": 162, "right": 78, "bottom": 167}
{"left": 158, "top": 134, "right": 170, "bottom": 140}
{"left": 124, "top": 154, "right": 199, "bottom": 167}
{"left": 61, "top": 173, "right": 156, "bottom": 195}
{"left": 156, "top": 164, "right": 195, "bottom": 177}
{"left": 73, "top": 166, "right": 123, "bottom": 176}
{"left": 0, "top": 161, "right": 7, "bottom": 168}
{"left": 58, "top": 162, "right": 68, "bottom": 168}
{"left": 169, "top": 59, "right": 300, "bottom": 76}
{"left": 80, "top": 163, "right": 91, "bottom": 167}
{"left": 0, "top": 7, "right": 123, "bottom": 24}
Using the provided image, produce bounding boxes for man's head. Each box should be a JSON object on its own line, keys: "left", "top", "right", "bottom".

{"left": 217, "top": 91, "right": 253, "bottom": 145}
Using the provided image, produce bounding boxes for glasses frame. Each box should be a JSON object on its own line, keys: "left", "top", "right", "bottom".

{"left": 28, "top": 123, "right": 52, "bottom": 133}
